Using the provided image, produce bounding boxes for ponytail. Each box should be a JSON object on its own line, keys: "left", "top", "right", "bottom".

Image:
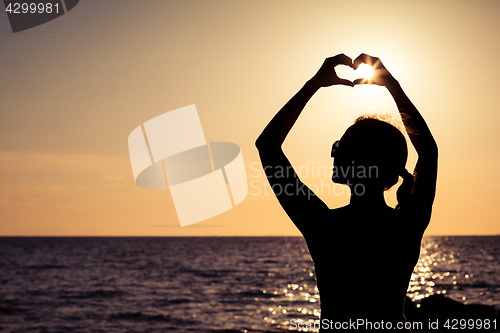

{"left": 396, "top": 169, "right": 414, "bottom": 210}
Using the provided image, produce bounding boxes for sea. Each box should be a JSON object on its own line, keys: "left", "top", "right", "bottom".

{"left": 0, "top": 236, "right": 498, "bottom": 332}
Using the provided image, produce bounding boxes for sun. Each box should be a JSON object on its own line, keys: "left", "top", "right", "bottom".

{"left": 357, "top": 63, "right": 374, "bottom": 80}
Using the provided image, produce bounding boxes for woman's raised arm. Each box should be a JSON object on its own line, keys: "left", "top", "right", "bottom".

{"left": 256, "top": 54, "right": 354, "bottom": 150}
{"left": 255, "top": 54, "right": 354, "bottom": 234}
{"left": 353, "top": 54, "right": 438, "bottom": 231}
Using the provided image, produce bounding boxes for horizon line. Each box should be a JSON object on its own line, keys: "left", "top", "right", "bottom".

{"left": 1, "top": 234, "right": 499, "bottom": 237}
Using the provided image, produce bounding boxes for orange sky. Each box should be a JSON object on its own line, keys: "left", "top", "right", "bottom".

{"left": 1, "top": 0, "right": 499, "bottom": 236}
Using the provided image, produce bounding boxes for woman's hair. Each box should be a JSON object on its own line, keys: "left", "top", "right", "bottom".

{"left": 396, "top": 169, "right": 415, "bottom": 210}
{"left": 341, "top": 115, "right": 414, "bottom": 210}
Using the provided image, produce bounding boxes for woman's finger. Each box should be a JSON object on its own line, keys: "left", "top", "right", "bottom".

{"left": 334, "top": 53, "right": 354, "bottom": 68}
{"left": 353, "top": 53, "right": 379, "bottom": 69}
{"left": 353, "top": 78, "right": 371, "bottom": 85}
{"left": 336, "top": 78, "right": 354, "bottom": 87}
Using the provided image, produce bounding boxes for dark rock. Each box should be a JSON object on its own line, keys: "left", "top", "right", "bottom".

{"left": 404, "top": 294, "right": 498, "bottom": 332}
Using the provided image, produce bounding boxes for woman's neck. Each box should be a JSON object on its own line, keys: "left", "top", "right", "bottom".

{"left": 348, "top": 184, "right": 388, "bottom": 208}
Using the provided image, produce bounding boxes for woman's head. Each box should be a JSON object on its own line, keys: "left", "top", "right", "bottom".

{"left": 332, "top": 117, "right": 408, "bottom": 190}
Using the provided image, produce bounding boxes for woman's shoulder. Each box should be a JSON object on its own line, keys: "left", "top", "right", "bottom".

{"left": 313, "top": 204, "right": 425, "bottom": 236}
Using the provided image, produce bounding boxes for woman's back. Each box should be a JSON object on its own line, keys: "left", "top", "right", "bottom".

{"left": 305, "top": 206, "right": 421, "bottom": 323}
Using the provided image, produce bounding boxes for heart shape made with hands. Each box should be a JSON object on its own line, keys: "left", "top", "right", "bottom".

{"left": 336, "top": 63, "right": 374, "bottom": 83}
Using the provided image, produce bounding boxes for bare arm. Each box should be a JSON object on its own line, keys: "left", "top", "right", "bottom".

{"left": 256, "top": 54, "right": 354, "bottom": 234}
{"left": 354, "top": 54, "right": 438, "bottom": 230}
{"left": 255, "top": 80, "right": 321, "bottom": 150}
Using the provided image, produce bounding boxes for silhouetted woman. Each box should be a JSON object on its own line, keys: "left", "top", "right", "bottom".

{"left": 256, "top": 54, "right": 438, "bottom": 331}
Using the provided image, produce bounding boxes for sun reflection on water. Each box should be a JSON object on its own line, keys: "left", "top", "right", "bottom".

{"left": 259, "top": 236, "right": 498, "bottom": 332}
{"left": 407, "top": 239, "right": 462, "bottom": 301}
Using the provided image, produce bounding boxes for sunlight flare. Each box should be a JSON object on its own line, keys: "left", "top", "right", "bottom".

{"left": 357, "top": 63, "right": 374, "bottom": 79}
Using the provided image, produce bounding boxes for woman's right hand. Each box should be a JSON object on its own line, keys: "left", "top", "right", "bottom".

{"left": 353, "top": 53, "right": 398, "bottom": 87}
{"left": 311, "top": 54, "right": 355, "bottom": 88}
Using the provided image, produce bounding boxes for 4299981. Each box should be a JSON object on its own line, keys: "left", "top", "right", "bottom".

{"left": 444, "top": 318, "right": 497, "bottom": 330}
{"left": 5, "top": 2, "right": 60, "bottom": 14}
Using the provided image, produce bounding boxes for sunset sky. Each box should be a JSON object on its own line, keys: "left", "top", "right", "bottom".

{"left": 1, "top": 0, "right": 499, "bottom": 236}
